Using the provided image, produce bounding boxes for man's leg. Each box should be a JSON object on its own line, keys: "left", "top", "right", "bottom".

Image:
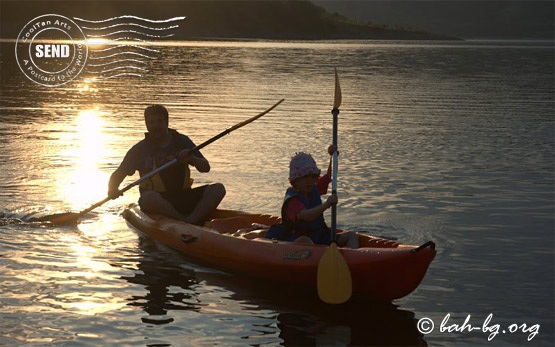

{"left": 184, "top": 183, "right": 226, "bottom": 225}
{"left": 139, "top": 190, "right": 187, "bottom": 221}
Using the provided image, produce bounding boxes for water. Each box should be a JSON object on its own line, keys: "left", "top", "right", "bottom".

{"left": 1, "top": 40, "right": 553, "bottom": 346}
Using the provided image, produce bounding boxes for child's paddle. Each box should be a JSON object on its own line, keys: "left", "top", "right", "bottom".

{"left": 316, "top": 69, "right": 352, "bottom": 304}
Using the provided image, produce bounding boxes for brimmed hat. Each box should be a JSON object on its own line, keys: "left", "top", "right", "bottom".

{"left": 289, "top": 152, "right": 321, "bottom": 182}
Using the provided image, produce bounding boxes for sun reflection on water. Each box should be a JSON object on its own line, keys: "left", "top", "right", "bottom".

{"left": 57, "top": 243, "right": 126, "bottom": 316}
{"left": 56, "top": 108, "right": 110, "bottom": 210}
{"left": 77, "top": 77, "right": 99, "bottom": 93}
{"left": 48, "top": 214, "right": 130, "bottom": 316}
{"left": 86, "top": 37, "right": 112, "bottom": 47}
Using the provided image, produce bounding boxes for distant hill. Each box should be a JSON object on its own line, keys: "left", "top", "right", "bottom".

{"left": 314, "top": 0, "right": 555, "bottom": 40}
{"left": 0, "top": 0, "right": 456, "bottom": 40}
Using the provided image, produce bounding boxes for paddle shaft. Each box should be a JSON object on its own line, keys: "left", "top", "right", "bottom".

{"left": 330, "top": 67, "right": 341, "bottom": 239}
{"left": 69, "top": 99, "right": 284, "bottom": 220}
{"left": 331, "top": 108, "right": 339, "bottom": 237}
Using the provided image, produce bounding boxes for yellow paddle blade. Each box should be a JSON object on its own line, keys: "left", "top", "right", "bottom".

{"left": 333, "top": 67, "right": 342, "bottom": 110}
{"left": 317, "top": 242, "right": 352, "bottom": 304}
{"left": 29, "top": 212, "right": 81, "bottom": 225}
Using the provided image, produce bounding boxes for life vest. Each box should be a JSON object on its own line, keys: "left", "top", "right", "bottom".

{"left": 282, "top": 186, "right": 329, "bottom": 237}
{"left": 265, "top": 186, "right": 330, "bottom": 243}
{"left": 139, "top": 129, "right": 194, "bottom": 193}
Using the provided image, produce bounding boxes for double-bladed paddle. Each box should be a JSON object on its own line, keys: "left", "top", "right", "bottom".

{"left": 316, "top": 69, "right": 353, "bottom": 304}
{"left": 31, "top": 99, "right": 285, "bottom": 225}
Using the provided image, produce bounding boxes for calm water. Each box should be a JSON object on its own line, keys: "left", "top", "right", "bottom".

{"left": 1, "top": 40, "right": 554, "bottom": 346}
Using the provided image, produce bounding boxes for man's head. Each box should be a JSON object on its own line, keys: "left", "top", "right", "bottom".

{"left": 144, "top": 104, "right": 169, "bottom": 141}
{"left": 144, "top": 104, "right": 169, "bottom": 122}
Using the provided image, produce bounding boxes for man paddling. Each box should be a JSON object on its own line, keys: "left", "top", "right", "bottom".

{"left": 108, "top": 104, "right": 226, "bottom": 225}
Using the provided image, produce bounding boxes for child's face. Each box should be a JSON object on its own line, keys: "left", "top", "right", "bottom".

{"left": 292, "top": 174, "right": 318, "bottom": 194}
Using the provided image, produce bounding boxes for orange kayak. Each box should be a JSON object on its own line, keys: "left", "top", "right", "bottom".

{"left": 123, "top": 205, "right": 436, "bottom": 301}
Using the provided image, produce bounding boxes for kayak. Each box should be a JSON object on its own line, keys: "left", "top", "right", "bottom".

{"left": 122, "top": 205, "right": 436, "bottom": 301}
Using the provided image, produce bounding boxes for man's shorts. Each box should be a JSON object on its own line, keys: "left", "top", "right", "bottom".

{"left": 162, "top": 185, "right": 208, "bottom": 215}
{"left": 139, "top": 185, "right": 208, "bottom": 216}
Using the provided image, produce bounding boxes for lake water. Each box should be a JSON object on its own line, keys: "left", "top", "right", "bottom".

{"left": 1, "top": 39, "right": 553, "bottom": 346}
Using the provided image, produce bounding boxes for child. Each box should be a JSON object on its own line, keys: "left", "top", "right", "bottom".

{"left": 265, "top": 146, "right": 359, "bottom": 248}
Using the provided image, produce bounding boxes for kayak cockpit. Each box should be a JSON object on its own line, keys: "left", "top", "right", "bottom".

{"left": 204, "top": 209, "right": 406, "bottom": 248}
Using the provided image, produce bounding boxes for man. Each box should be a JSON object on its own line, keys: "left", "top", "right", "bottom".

{"left": 108, "top": 104, "right": 226, "bottom": 225}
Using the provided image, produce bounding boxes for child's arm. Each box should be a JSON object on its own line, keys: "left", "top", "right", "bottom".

{"left": 297, "top": 194, "right": 337, "bottom": 222}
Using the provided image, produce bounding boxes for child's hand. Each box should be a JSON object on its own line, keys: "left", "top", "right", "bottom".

{"left": 324, "top": 194, "right": 338, "bottom": 208}
{"left": 328, "top": 145, "right": 339, "bottom": 156}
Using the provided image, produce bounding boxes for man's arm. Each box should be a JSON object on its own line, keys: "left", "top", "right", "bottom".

{"left": 178, "top": 149, "right": 210, "bottom": 172}
{"left": 107, "top": 169, "right": 128, "bottom": 199}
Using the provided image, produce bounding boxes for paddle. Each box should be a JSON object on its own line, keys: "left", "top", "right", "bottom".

{"left": 317, "top": 68, "right": 352, "bottom": 304}
{"left": 31, "top": 99, "right": 285, "bottom": 225}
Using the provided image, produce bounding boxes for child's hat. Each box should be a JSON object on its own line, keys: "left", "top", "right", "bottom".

{"left": 289, "top": 152, "right": 321, "bottom": 182}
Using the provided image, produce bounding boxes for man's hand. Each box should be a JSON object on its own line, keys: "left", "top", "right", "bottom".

{"left": 107, "top": 187, "right": 123, "bottom": 200}
{"left": 178, "top": 149, "right": 195, "bottom": 164}
{"left": 107, "top": 170, "right": 126, "bottom": 199}
{"left": 177, "top": 149, "right": 210, "bottom": 172}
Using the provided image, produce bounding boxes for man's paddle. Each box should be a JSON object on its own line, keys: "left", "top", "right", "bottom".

{"left": 316, "top": 69, "right": 352, "bottom": 304}
{"left": 31, "top": 99, "right": 285, "bottom": 225}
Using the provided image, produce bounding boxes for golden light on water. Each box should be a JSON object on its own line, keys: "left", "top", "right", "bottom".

{"left": 57, "top": 108, "right": 110, "bottom": 209}
{"left": 17, "top": 228, "right": 129, "bottom": 317}
{"left": 55, "top": 239, "right": 127, "bottom": 316}
{"left": 78, "top": 77, "right": 98, "bottom": 93}
{"left": 86, "top": 37, "right": 112, "bottom": 47}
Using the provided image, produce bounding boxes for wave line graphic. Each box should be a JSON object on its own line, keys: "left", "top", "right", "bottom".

{"left": 87, "top": 59, "right": 148, "bottom": 67}
{"left": 88, "top": 52, "right": 156, "bottom": 60}
{"left": 111, "top": 37, "right": 154, "bottom": 44}
{"left": 75, "top": 15, "right": 185, "bottom": 81}
{"left": 86, "top": 30, "right": 174, "bottom": 39}
{"left": 74, "top": 15, "right": 186, "bottom": 24}
{"left": 95, "top": 73, "right": 144, "bottom": 80}
{"left": 89, "top": 66, "right": 148, "bottom": 74}
{"left": 88, "top": 44, "right": 160, "bottom": 53}
{"left": 80, "top": 23, "right": 180, "bottom": 31}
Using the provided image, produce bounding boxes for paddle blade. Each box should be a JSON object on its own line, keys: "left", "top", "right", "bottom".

{"left": 333, "top": 68, "right": 342, "bottom": 110}
{"left": 317, "top": 242, "right": 352, "bottom": 304}
{"left": 29, "top": 212, "right": 81, "bottom": 226}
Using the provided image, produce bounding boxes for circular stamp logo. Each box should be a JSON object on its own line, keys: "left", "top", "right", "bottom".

{"left": 15, "top": 14, "right": 88, "bottom": 87}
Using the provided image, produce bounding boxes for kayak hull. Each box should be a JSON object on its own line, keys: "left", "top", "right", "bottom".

{"left": 123, "top": 205, "right": 436, "bottom": 301}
